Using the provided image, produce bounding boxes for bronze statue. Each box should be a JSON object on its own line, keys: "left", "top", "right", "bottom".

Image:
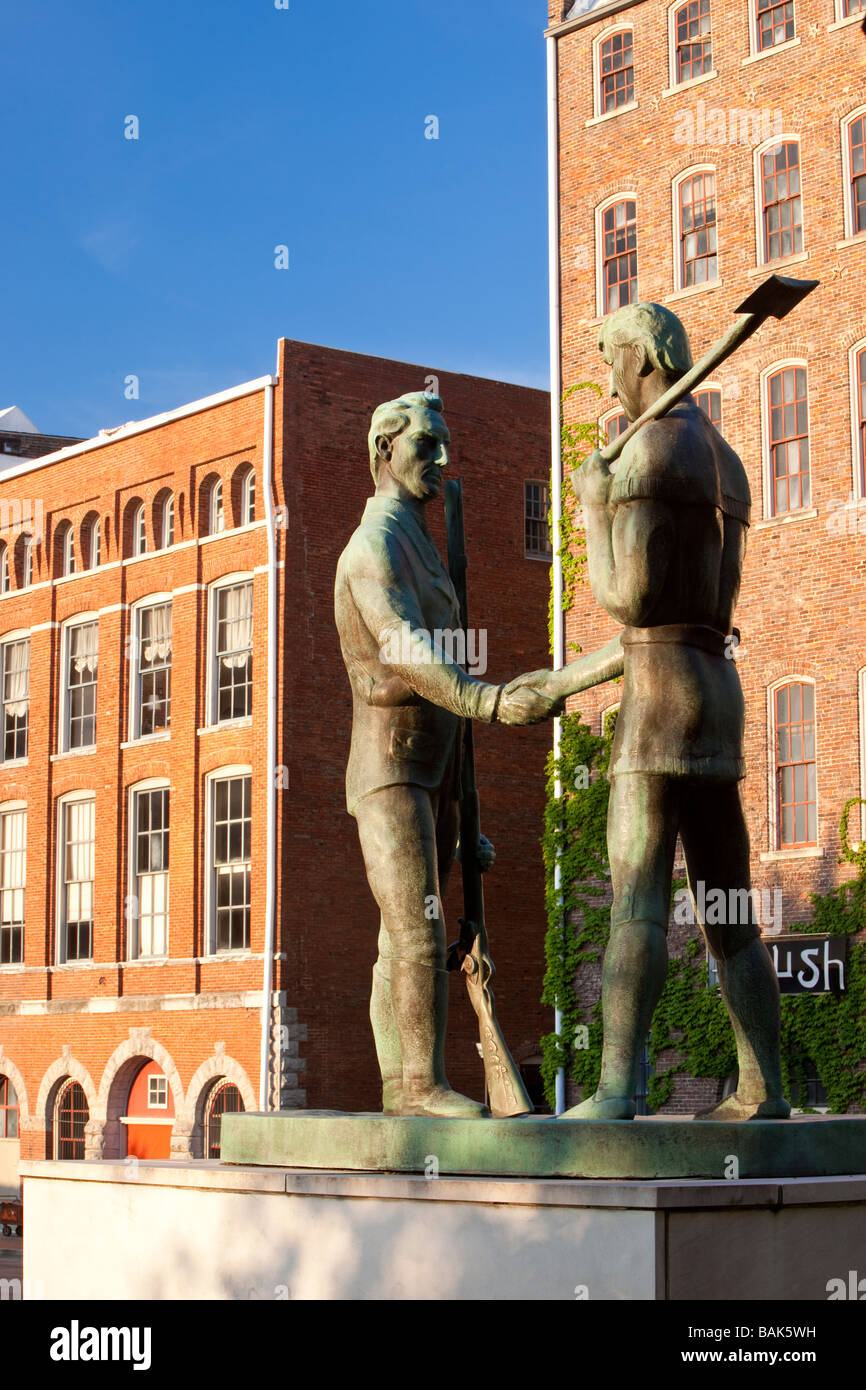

{"left": 335, "top": 392, "right": 614, "bottom": 1118}
{"left": 555, "top": 302, "right": 790, "bottom": 1121}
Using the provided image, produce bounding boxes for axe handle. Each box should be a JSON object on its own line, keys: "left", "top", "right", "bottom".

{"left": 597, "top": 312, "right": 759, "bottom": 467}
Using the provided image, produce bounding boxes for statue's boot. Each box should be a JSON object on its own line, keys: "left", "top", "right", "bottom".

{"left": 561, "top": 917, "right": 667, "bottom": 1122}
{"left": 698, "top": 938, "right": 790, "bottom": 1121}
{"left": 370, "top": 958, "right": 404, "bottom": 1114}
{"left": 390, "top": 958, "right": 489, "bottom": 1119}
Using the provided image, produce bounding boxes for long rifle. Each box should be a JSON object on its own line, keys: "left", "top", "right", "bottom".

{"left": 444, "top": 477, "right": 533, "bottom": 1119}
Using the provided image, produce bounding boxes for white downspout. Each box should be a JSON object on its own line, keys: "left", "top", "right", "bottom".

{"left": 547, "top": 32, "right": 567, "bottom": 1116}
{"left": 259, "top": 375, "right": 278, "bottom": 1111}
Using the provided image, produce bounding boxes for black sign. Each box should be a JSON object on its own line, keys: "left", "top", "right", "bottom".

{"left": 769, "top": 935, "right": 847, "bottom": 995}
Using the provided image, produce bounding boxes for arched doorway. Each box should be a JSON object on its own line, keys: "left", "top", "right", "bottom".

{"left": 55, "top": 1080, "right": 89, "bottom": 1159}
{"left": 204, "top": 1080, "right": 245, "bottom": 1159}
{"left": 122, "top": 1061, "right": 175, "bottom": 1160}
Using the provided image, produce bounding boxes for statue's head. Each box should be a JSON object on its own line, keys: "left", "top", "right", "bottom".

{"left": 368, "top": 392, "right": 450, "bottom": 503}
{"left": 597, "top": 302, "right": 693, "bottom": 422}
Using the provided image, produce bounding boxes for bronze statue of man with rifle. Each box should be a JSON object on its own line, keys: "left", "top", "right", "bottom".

{"left": 335, "top": 391, "right": 615, "bottom": 1118}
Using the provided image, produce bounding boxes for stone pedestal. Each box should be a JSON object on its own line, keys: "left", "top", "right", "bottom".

{"left": 20, "top": 1158, "right": 866, "bottom": 1301}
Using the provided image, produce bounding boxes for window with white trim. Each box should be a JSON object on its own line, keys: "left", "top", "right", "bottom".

{"left": 148, "top": 1075, "right": 168, "bottom": 1109}
{"left": 22, "top": 539, "right": 33, "bottom": 588}
{"left": 59, "top": 522, "right": 75, "bottom": 577}
{"left": 132, "top": 785, "right": 169, "bottom": 958}
{"left": 213, "top": 580, "right": 253, "bottom": 722}
{"left": 843, "top": 110, "right": 866, "bottom": 239}
{"left": 162, "top": 494, "right": 175, "bottom": 549}
{"left": 672, "top": 1, "right": 712, "bottom": 84}
{"left": 853, "top": 344, "right": 866, "bottom": 495}
{"left": 765, "top": 364, "right": 810, "bottom": 516}
{"left": 675, "top": 168, "right": 718, "bottom": 288}
{"left": 63, "top": 620, "right": 98, "bottom": 751}
{"left": 134, "top": 601, "right": 172, "bottom": 737}
{"left": 0, "top": 805, "right": 25, "bottom": 965}
{"left": 59, "top": 795, "right": 95, "bottom": 962}
{"left": 89, "top": 519, "right": 100, "bottom": 569}
{"left": 134, "top": 504, "right": 148, "bottom": 557}
{"left": 0, "top": 545, "right": 8, "bottom": 595}
{"left": 211, "top": 773, "right": 251, "bottom": 952}
{"left": 759, "top": 141, "right": 803, "bottom": 263}
{"left": 0, "top": 636, "right": 29, "bottom": 761}
{"left": 755, "top": 0, "right": 795, "bottom": 51}
{"left": 599, "top": 198, "right": 638, "bottom": 313}
{"left": 773, "top": 682, "right": 816, "bottom": 848}
{"left": 839, "top": 0, "right": 866, "bottom": 16}
{"left": 210, "top": 481, "right": 225, "bottom": 537}
{"left": 241, "top": 470, "right": 255, "bottom": 526}
{"left": 695, "top": 387, "right": 723, "bottom": 434}
{"left": 596, "top": 29, "right": 634, "bottom": 114}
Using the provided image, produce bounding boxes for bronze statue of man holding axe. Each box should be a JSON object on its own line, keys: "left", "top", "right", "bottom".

{"left": 519, "top": 276, "right": 817, "bottom": 1121}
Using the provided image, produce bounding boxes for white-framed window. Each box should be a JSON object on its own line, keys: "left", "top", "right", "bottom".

{"left": 134, "top": 503, "right": 148, "bottom": 557}
{"left": 600, "top": 408, "right": 629, "bottom": 450}
{"left": 210, "top": 481, "right": 225, "bottom": 537}
{"left": 859, "top": 667, "right": 866, "bottom": 845}
{"left": 61, "top": 617, "right": 98, "bottom": 752}
{"left": 0, "top": 634, "right": 29, "bottom": 762}
{"left": 89, "top": 519, "right": 100, "bottom": 569}
{"left": 754, "top": 137, "right": 804, "bottom": 265}
{"left": 842, "top": 107, "right": 866, "bottom": 240}
{"left": 668, "top": 0, "right": 713, "bottom": 87}
{"left": 241, "top": 470, "right": 255, "bottom": 526}
{"left": 0, "top": 545, "right": 8, "bottom": 595}
{"left": 59, "top": 522, "right": 76, "bottom": 577}
{"left": 161, "top": 494, "right": 175, "bottom": 549}
{"left": 596, "top": 194, "right": 638, "bottom": 316}
{"left": 129, "top": 780, "right": 170, "bottom": 960}
{"left": 207, "top": 769, "right": 252, "bottom": 954}
{"left": 22, "top": 539, "right": 33, "bottom": 588}
{"left": 673, "top": 166, "right": 718, "bottom": 290}
{"left": 750, "top": 0, "right": 796, "bottom": 52}
{"left": 524, "top": 483, "right": 552, "bottom": 561}
{"left": 148, "top": 1075, "right": 168, "bottom": 1109}
{"left": 130, "top": 597, "right": 172, "bottom": 739}
{"left": 837, "top": 0, "right": 866, "bottom": 18}
{"left": 694, "top": 384, "right": 723, "bottom": 434}
{"left": 761, "top": 361, "right": 811, "bottom": 518}
{"left": 209, "top": 576, "right": 254, "bottom": 724}
{"left": 57, "top": 792, "right": 95, "bottom": 963}
{"left": 850, "top": 340, "right": 866, "bottom": 497}
{"left": 592, "top": 27, "right": 635, "bottom": 118}
{"left": 0, "top": 803, "right": 25, "bottom": 965}
{"left": 768, "top": 679, "right": 817, "bottom": 849}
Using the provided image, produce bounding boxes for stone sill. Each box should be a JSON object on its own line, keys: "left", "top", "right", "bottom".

{"left": 50, "top": 747, "right": 97, "bottom": 762}
{"left": 759, "top": 846, "right": 825, "bottom": 863}
{"left": 120, "top": 734, "right": 171, "bottom": 749}
{"left": 586, "top": 99, "right": 639, "bottom": 128}
{"left": 747, "top": 249, "right": 810, "bottom": 277}
{"left": 197, "top": 719, "right": 253, "bottom": 735}
{"left": 666, "top": 278, "right": 723, "bottom": 305}
{"left": 837, "top": 233, "right": 866, "bottom": 251}
{"left": 661, "top": 70, "right": 719, "bottom": 99}
{"left": 828, "top": 12, "right": 865, "bottom": 31}
{"left": 752, "top": 508, "right": 818, "bottom": 531}
{"left": 741, "top": 35, "right": 802, "bottom": 66}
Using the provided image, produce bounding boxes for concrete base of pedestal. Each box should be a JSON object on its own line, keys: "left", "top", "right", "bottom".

{"left": 20, "top": 1159, "right": 866, "bottom": 1300}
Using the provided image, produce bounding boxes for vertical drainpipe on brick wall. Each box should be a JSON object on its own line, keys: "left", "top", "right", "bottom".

{"left": 547, "top": 30, "right": 567, "bottom": 1116}
{"left": 259, "top": 376, "right": 278, "bottom": 1111}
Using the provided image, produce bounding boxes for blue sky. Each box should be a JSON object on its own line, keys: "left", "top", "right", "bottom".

{"left": 0, "top": 0, "right": 551, "bottom": 438}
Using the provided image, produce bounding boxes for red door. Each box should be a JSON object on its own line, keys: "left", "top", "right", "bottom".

{"left": 122, "top": 1061, "right": 175, "bottom": 1160}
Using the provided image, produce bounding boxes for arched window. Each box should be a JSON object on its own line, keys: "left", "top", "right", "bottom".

{"left": 21, "top": 538, "right": 33, "bottom": 589}
{"left": 241, "top": 469, "right": 255, "bottom": 526}
{"left": 694, "top": 386, "right": 722, "bottom": 433}
{"left": 0, "top": 545, "right": 8, "bottom": 596}
{"left": 0, "top": 1075, "right": 18, "bottom": 1137}
{"left": 600, "top": 408, "right": 629, "bottom": 446}
{"left": 55, "top": 1079, "right": 89, "bottom": 1160}
{"left": 210, "top": 577, "right": 254, "bottom": 724}
{"left": 0, "top": 635, "right": 30, "bottom": 763}
{"left": 57, "top": 522, "right": 75, "bottom": 577}
{"left": 773, "top": 681, "right": 816, "bottom": 848}
{"left": 82, "top": 513, "right": 100, "bottom": 570}
{"left": 851, "top": 342, "right": 866, "bottom": 495}
{"left": 210, "top": 480, "right": 225, "bottom": 537}
{"left": 205, "top": 1080, "right": 245, "bottom": 1159}
{"left": 61, "top": 617, "right": 98, "bottom": 752}
{"left": 672, "top": 1, "right": 712, "bottom": 84}
{"left": 842, "top": 109, "right": 866, "bottom": 240}
{"left": 596, "top": 29, "right": 634, "bottom": 114}
{"left": 162, "top": 494, "right": 175, "bottom": 549}
{"left": 764, "top": 364, "right": 810, "bottom": 516}
{"left": 674, "top": 168, "right": 717, "bottom": 289}
{"left": 758, "top": 140, "right": 803, "bottom": 264}
{"left": 598, "top": 197, "right": 638, "bottom": 314}
{"left": 134, "top": 503, "right": 147, "bottom": 557}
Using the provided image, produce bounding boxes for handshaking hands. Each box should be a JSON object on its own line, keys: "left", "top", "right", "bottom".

{"left": 495, "top": 634, "right": 625, "bottom": 726}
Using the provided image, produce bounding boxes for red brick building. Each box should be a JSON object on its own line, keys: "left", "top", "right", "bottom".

{"left": 547, "top": 0, "right": 866, "bottom": 1106}
{"left": 0, "top": 341, "right": 552, "bottom": 1188}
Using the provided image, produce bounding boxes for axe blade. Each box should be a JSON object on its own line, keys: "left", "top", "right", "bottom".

{"left": 735, "top": 274, "right": 819, "bottom": 322}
